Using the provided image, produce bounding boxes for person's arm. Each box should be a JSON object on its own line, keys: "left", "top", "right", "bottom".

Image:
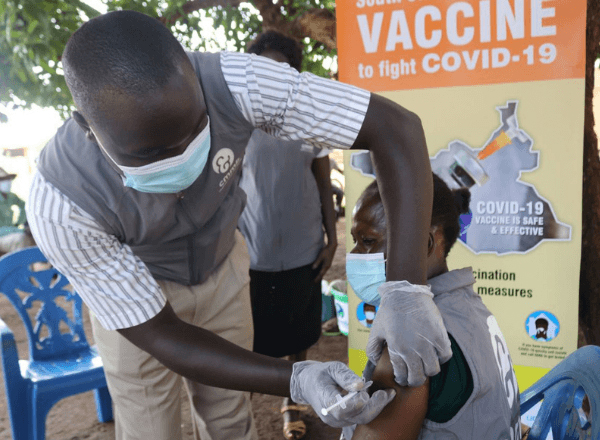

{"left": 351, "top": 94, "right": 452, "bottom": 387}
{"left": 222, "top": 53, "right": 451, "bottom": 386}
{"left": 311, "top": 154, "right": 337, "bottom": 282}
{"left": 352, "top": 346, "right": 429, "bottom": 440}
{"left": 351, "top": 93, "right": 431, "bottom": 285}
{"left": 120, "top": 309, "right": 396, "bottom": 428}
{"left": 118, "top": 302, "right": 294, "bottom": 394}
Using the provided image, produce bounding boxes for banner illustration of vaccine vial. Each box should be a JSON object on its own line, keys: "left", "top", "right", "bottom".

{"left": 337, "top": 0, "right": 586, "bottom": 391}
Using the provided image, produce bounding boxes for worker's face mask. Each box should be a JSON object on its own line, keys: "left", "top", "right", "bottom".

{"left": 345, "top": 252, "right": 386, "bottom": 307}
{"left": 98, "top": 117, "right": 211, "bottom": 194}
{"left": 0, "top": 181, "right": 12, "bottom": 193}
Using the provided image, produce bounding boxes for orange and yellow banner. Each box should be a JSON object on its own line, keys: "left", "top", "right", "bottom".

{"left": 337, "top": 0, "right": 585, "bottom": 90}
{"left": 337, "top": 0, "right": 586, "bottom": 392}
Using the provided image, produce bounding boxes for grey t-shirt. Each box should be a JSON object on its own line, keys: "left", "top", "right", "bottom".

{"left": 238, "top": 129, "right": 328, "bottom": 272}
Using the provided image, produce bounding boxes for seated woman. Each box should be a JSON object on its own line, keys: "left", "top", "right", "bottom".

{"left": 343, "top": 174, "right": 523, "bottom": 440}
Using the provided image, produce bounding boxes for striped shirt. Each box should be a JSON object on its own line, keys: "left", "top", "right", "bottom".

{"left": 26, "top": 51, "right": 371, "bottom": 330}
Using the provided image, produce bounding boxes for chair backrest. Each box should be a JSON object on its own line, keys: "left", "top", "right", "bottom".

{"left": 520, "top": 345, "right": 600, "bottom": 440}
{"left": 0, "top": 247, "right": 90, "bottom": 362}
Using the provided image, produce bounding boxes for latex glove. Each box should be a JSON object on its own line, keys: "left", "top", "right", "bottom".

{"left": 366, "top": 280, "right": 452, "bottom": 387}
{"left": 290, "top": 360, "right": 396, "bottom": 428}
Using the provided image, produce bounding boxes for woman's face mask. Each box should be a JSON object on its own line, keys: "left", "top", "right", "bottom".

{"left": 345, "top": 252, "right": 386, "bottom": 307}
{"left": 97, "top": 116, "right": 211, "bottom": 194}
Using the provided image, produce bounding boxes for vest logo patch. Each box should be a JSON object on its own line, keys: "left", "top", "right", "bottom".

{"left": 213, "top": 148, "right": 235, "bottom": 174}
{"left": 487, "top": 314, "right": 519, "bottom": 439}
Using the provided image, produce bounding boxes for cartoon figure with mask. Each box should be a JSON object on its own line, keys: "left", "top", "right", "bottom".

{"left": 535, "top": 318, "right": 549, "bottom": 341}
{"left": 363, "top": 304, "right": 377, "bottom": 327}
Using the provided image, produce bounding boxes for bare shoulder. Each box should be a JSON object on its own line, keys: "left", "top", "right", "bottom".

{"left": 352, "top": 346, "right": 429, "bottom": 440}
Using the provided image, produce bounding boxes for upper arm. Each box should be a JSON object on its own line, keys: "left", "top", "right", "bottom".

{"left": 26, "top": 173, "right": 166, "bottom": 331}
{"left": 353, "top": 346, "right": 429, "bottom": 440}
{"left": 352, "top": 93, "right": 424, "bottom": 153}
{"left": 349, "top": 93, "right": 431, "bottom": 285}
{"left": 311, "top": 155, "right": 331, "bottom": 185}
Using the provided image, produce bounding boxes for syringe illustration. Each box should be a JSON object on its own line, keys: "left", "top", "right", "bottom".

{"left": 477, "top": 115, "right": 529, "bottom": 160}
{"left": 449, "top": 115, "right": 528, "bottom": 189}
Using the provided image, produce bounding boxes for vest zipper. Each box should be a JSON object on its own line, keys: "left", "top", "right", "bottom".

{"left": 175, "top": 191, "right": 197, "bottom": 284}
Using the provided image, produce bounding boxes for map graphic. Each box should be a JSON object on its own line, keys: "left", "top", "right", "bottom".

{"left": 350, "top": 100, "right": 571, "bottom": 254}
{"left": 431, "top": 100, "right": 571, "bottom": 254}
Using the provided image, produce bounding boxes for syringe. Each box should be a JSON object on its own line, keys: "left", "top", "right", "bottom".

{"left": 321, "top": 382, "right": 373, "bottom": 416}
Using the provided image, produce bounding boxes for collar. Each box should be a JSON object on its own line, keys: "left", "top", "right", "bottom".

{"left": 428, "top": 267, "right": 475, "bottom": 297}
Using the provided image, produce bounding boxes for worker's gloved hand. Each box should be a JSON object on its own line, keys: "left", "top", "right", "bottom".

{"left": 366, "top": 280, "right": 452, "bottom": 387}
{"left": 290, "top": 360, "right": 396, "bottom": 428}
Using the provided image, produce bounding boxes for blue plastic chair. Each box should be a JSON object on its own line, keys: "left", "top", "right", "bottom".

{"left": 520, "top": 345, "right": 600, "bottom": 440}
{"left": 0, "top": 247, "right": 113, "bottom": 440}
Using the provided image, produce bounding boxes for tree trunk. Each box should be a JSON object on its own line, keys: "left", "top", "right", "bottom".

{"left": 579, "top": 0, "right": 600, "bottom": 347}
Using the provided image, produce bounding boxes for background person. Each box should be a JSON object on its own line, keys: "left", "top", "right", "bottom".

{"left": 26, "top": 10, "right": 446, "bottom": 440}
{"left": 0, "top": 167, "right": 35, "bottom": 256}
{"left": 237, "top": 31, "right": 338, "bottom": 440}
{"left": 343, "top": 175, "right": 521, "bottom": 440}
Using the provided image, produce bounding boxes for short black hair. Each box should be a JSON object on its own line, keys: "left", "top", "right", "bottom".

{"left": 360, "top": 173, "right": 470, "bottom": 257}
{"left": 62, "top": 10, "right": 190, "bottom": 123}
{"left": 247, "top": 31, "right": 303, "bottom": 71}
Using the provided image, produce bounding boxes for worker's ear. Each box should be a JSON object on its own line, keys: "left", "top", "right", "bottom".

{"left": 427, "top": 231, "right": 435, "bottom": 257}
{"left": 72, "top": 111, "right": 96, "bottom": 142}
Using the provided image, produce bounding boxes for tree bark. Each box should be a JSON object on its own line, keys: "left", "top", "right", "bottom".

{"left": 579, "top": 0, "right": 600, "bottom": 347}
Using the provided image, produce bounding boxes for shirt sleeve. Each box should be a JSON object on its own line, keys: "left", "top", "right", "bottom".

{"left": 26, "top": 172, "right": 167, "bottom": 330}
{"left": 220, "top": 51, "right": 371, "bottom": 151}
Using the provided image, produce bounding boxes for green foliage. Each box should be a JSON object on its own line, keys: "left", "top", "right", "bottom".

{"left": 0, "top": 0, "right": 338, "bottom": 120}
{"left": 0, "top": 0, "right": 101, "bottom": 118}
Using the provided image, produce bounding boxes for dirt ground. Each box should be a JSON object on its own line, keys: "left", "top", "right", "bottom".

{"left": 0, "top": 182, "right": 350, "bottom": 440}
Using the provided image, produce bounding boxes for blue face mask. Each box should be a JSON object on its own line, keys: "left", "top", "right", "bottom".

{"left": 346, "top": 252, "right": 386, "bottom": 307}
{"left": 98, "top": 117, "right": 211, "bottom": 194}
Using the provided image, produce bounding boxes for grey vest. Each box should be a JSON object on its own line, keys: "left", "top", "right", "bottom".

{"left": 419, "top": 268, "right": 521, "bottom": 440}
{"left": 36, "top": 52, "right": 254, "bottom": 285}
{"left": 238, "top": 130, "right": 324, "bottom": 271}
